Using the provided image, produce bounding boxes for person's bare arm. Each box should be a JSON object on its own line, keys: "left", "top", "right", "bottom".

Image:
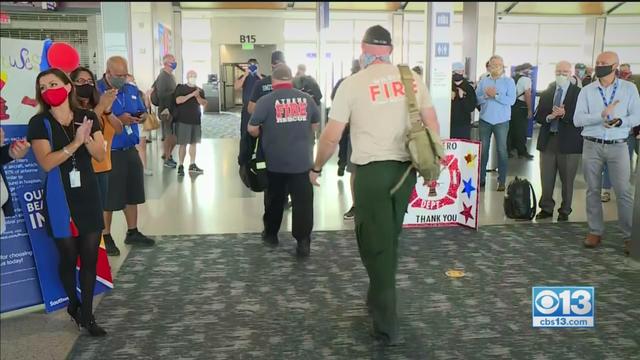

{"left": 420, "top": 106, "right": 441, "bottom": 135}
{"left": 85, "top": 131, "right": 106, "bottom": 162}
{"left": 248, "top": 101, "right": 257, "bottom": 115}
{"left": 247, "top": 124, "right": 260, "bottom": 137}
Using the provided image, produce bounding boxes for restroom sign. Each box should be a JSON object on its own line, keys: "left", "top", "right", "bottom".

{"left": 436, "top": 12, "right": 450, "bottom": 27}
{"left": 435, "top": 43, "right": 449, "bottom": 57}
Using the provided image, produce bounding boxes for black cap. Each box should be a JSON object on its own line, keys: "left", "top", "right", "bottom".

{"left": 271, "top": 50, "right": 285, "bottom": 65}
{"left": 521, "top": 62, "right": 533, "bottom": 70}
{"left": 362, "top": 25, "right": 392, "bottom": 46}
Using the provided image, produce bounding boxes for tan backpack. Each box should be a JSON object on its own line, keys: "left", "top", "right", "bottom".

{"left": 390, "top": 65, "right": 445, "bottom": 195}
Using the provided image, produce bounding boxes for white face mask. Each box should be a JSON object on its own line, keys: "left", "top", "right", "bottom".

{"left": 555, "top": 74, "right": 569, "bottom": 88}
{"left": 187, "top": 77, "right": 197, "bottom": 86}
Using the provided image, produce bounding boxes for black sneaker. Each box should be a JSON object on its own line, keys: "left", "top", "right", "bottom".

{"left": 124, "top": 231, "right": 155, "bottom": 247}
{"left": 103, "top": 237, "right": 121, "bottom": 256}
{"left": 188, "top": 164, "right": 204, "bottom": 174}
{"left": 343, "top": 207, "right": 355, "bottom": 220}
{"left": 177, "top": 165, "right": 185, "bottom": 176}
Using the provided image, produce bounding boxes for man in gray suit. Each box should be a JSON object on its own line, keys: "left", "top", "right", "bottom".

{"left": 535, "top": 61, "right": 582, "bottom": 222}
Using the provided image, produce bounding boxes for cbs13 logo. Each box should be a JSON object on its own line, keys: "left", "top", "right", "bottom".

{"left": 533, "top": 287, "right": 594, "bottom": 317}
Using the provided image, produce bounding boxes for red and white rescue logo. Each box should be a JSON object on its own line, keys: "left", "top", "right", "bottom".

{"left": 408, "top": 154, "right": 461, "bottom": 210}
{"left": 275, "top": 97, "right": 308, "bottom": 123}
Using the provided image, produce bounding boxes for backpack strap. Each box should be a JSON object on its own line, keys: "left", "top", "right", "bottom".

{"left": 528, "top": 181, "right": 537, "bottom": 220}
{"left": 390, "top": 65, "right": 421, "bottom": 196}
{"left": 397, "top": 65, "right": 422, "bottom": 128}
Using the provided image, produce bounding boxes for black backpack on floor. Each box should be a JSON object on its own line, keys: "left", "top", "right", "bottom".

{"left": 504, "top": 177, "right": 536, "bottom": 220}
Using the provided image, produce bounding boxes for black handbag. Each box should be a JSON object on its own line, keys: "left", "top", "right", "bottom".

{"left": 239, "top": 136, "right": 268, "bottom": 192}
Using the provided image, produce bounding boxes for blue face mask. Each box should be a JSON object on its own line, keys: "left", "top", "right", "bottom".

{"left": 359, "top": 53, "right": 391, "bottom": 69}
{"left": 170, "top": 62, "right": 177, "bottom": 70}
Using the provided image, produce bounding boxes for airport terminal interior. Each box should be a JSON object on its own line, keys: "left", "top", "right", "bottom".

{"left": 0, "top": 2, "right": 639, "bottom": 359}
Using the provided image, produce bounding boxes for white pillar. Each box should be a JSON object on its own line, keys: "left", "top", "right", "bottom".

{"left": 462, "top": 2, "right": 496, "bottom": 83}
{"left": 392, "top": 12, "right": 404, "bottom": 65}
{"left": 316, "top": 2, "right": 328, "bottom": 130}
{"left": 100, "top": 2, "right": 133, "bottom": 64}
{"left": 424, "top": 2, "right": 454, "bottom": 139}
{"left": 462, "top": 2, "right": 499, "bottom": 171}
{"left": 173, "top": 6, "right": 183, "bottom": 82}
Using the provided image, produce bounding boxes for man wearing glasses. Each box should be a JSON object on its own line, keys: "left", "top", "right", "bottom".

{"left": 97, "top": 56, "right": 155, "bottom": 248}
{"left": 476, "top": 55, "right": 517, "bottom": 191}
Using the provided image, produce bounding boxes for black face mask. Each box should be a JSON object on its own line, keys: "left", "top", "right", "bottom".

{"left": 452, "top": 73, "right": 465, "bottom": 82}
{"left": 595, "top": 65, "right": 614, "bottom": 78}
{"left": 75, "top": 84, "right": 94, "bottom": 99}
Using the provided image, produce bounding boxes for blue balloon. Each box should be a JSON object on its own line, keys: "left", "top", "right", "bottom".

{"left": 40, "top": 38, "right": 53, "bottom": 72}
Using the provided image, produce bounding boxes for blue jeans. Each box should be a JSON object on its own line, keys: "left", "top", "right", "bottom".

{"left": 602, "top": 134, "right": 637, "bottom": 190}
{"left": 479, "top": 120, "right": 509, "bottom": 185}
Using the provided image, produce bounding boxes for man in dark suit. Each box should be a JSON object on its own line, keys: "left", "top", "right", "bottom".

{"left": 535, "top": 61, "right": 582, "bottom": 221}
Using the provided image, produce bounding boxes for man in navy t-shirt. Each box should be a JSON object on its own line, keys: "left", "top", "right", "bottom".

{"left": 236, "top": 58, "right": 264, "bottom": 165}
{"left": 248, "top": 64, "right": 320, "bottom": 257}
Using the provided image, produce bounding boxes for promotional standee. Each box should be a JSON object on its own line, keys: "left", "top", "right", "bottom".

{"left": 404, "top": 139, "right": 481, "bottom": 230}
{"left": 1, "top": 38, "right": 113, "bottom": 314}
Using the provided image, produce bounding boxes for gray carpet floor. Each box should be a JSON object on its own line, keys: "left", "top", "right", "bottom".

{"left": 201, "top": 111, "right": 241, "bottom": 139}
{"left": 68, "top": 223, "right": 640, "bottom": 359}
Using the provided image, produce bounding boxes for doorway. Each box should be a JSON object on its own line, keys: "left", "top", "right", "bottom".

{"left": 219, "top": 44, "right": 276, "bottom": 111}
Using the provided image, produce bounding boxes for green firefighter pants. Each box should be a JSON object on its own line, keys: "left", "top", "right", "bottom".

{"left": 354, "top": 161, "right": 416, "bottom": 341}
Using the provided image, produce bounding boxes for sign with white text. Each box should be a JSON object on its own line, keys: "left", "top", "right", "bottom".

{"left": 404, "top": 139, "right": 481, "bottom": 229}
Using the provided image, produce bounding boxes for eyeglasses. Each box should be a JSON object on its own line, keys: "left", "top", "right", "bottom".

{"left": 75, "top": 79, "right": 95, "bottom": 86}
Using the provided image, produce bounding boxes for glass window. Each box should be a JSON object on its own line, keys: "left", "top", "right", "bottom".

{"left": 284, "top": 19, "right": 317, "bottom": 42}
{"left": 408, "top": 21, "right": 425, "bottom": 43}
{"left": 327, "top": 20, "right": 354, "bottom": 42}
{"left": 182, "top": 19, "right": 211, "bottom": 41}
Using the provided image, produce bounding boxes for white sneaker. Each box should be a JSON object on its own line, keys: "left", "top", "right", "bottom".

{"left": 144, "top": 169, "right": 153, "bottom": 176}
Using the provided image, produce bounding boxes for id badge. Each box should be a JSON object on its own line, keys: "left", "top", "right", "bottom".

{"left": 126, "top": 125, "right": 133, "bottom": 135}
{"left": 69, "top": 169, "right": 81, "bottom": 188}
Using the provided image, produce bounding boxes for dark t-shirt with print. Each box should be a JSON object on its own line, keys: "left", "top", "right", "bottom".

{"left": 174, "top": 84, "right": 205, "bottom": 125}
{"left": 249, "top": 76, "right": 273, "bottom": 104}
{"left": 249, "top": 87, "right": 320, "bottom": 174}
{"left": 241, "top": 73, "right": 263, "bottom": 106}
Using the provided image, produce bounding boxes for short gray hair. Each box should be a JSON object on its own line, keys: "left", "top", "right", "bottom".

{"left": 489, "top": 55, "right": 503, "bottom": 63}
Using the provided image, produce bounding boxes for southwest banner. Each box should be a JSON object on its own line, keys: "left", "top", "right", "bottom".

{"left": 18, "top": 185, "right": 113, "bottom": 313}
{"left": 403, "top": 139, "right": 481, "bottom": 230}
{"left": 1, "top": 38, "right": 46, "bottom": 313}
{"left": 1, "top": 37, "right": 113, "bottom": 314}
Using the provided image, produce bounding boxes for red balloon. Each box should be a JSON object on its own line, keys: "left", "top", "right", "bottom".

{"left": 47, "top": 42, "right": 80, "bottom": 73}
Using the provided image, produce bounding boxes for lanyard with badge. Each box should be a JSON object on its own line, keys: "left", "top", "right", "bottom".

{"left": 115, "top": 91, "right": 134, "bottom": 135}
{"left": 597, "top": 80, "right": 618, "bottom": 120}
{"left": 60, "top": 121, "right": 82, "bottom": 188}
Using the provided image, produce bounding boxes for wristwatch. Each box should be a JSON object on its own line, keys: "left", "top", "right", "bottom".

{"left": 311, "top": 168, "right": 322, "bottom": 174}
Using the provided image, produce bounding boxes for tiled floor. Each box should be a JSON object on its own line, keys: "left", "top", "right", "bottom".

{"left": 1, "top": 125, "right": 636, "bottom": 360}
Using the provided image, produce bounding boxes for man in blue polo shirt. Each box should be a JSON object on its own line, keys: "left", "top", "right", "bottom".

{"left": 574, "top": 51, "right": 640, "bottom": 254}
{"left": 476, "top": 55, "right": 517, "bottom": 191}
{"left": 97, "top": 56, "right": 155, "bottom": 249}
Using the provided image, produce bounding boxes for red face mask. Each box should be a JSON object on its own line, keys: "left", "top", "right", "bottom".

{"left": 41, "top": 87, "right": 69, "bottom": 107}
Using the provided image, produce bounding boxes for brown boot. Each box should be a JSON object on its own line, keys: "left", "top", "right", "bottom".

{"left": 584, "top": 234, "right": 602, "bottom": 248}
